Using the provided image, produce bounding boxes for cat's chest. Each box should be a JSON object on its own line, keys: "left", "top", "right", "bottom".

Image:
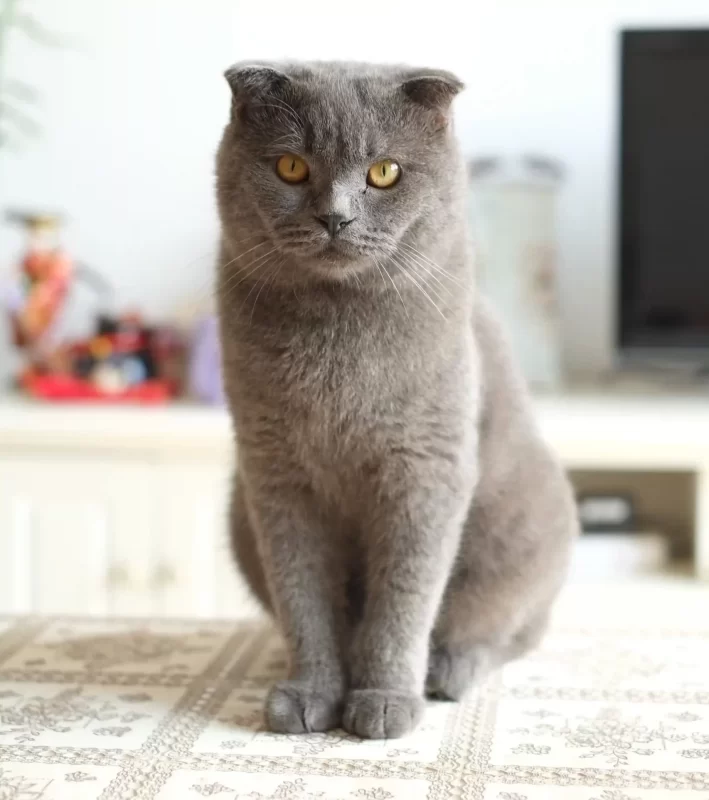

{"left": 232, "top": 301, "right": 431, "bottom": 470}
{"left": 270, "top": 325, "right": 380, "bottom": 420}
{"left": 250, "top": 320, "right": 404, "bottom": 451}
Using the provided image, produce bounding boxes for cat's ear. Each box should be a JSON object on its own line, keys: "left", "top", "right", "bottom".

{"left": 400, "top": 69, "right": 464, "bottom": 128}
{"left": 224, "top": 63, "right": 291, "bottom": 106}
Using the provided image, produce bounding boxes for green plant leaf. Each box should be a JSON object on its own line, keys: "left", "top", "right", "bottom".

{"left": 0, "top": 99, "right": 40, "bottom": 135}
{"left": 15, "top": 13, "right": 65, "bottom": 47}
{"left": 6, "top": 78, "right": 40, "bottom": 104}
{"left": 0, "top": 126, "right": 23, "bottom": 151}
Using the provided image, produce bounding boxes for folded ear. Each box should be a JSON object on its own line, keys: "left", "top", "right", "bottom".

{"left": 223, "top": 62, "right": 292, "bottom": 125}
{"left": 224, "top": 62, "right": 291, "bottom": 102}
{"left": 400, "top": 68, "right": 464, "bottom": 116}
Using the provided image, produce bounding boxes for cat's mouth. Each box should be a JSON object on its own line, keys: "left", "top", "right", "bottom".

{"left": 281, "top": 228, "right": 376, "bottom": 276}
{"left": 303, "top": 238, "right": 377, "bottom": 281}
{"left": 313, "top": 237, "right": 360, "bottom": 263}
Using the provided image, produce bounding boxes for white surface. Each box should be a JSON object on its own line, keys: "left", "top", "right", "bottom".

{"left": 471, "top": 177, "right": 562, "bottom": 389}
{"left": 538, "top": 393, "right": 709, "bottom": 469}
{"left": 3, "top": 0, "right": 709, "bottom": 384}
{"left": 3, "top": 392, "right": 709, "bottom": 462}
{"left": 0, "top": 450, "right": 257, "bottom": 619}
{"left": 0, "top": 396, "right": 233, "bottom": 453}
{"left": 0, "top": 397, "right": 256, "bottom": 618}
{"left": 570, "top": 532, "right": 669, "bottom": 581}
{"left": 2, "top": 391, "right": 709, "bottom": 619}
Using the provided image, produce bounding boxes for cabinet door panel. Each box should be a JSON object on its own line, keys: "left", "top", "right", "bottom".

{"left": 155, "top": 461, "right": 260, "bottom": 619}
{"left": 0, "top": 457, "right": 154, "bottom": 616}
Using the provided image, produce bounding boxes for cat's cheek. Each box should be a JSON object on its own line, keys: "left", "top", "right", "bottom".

{"left": 260, "top": 183, "right": 306, "bottom": 218}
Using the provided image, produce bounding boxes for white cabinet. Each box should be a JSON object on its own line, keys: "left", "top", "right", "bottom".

{"left": 0, "top": 457, "right": 145, "bottom": 615}
{"left": 2, "top": 391, "right": 709, "bottom": 619}
{"left": 152, "top": 462, "right": 257, "bottom": 618}
{"left": 0, "top": 401, "right": 259, "bottom": 619}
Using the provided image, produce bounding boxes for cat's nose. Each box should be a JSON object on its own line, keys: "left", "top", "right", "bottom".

{"left": 315, "top": 213, "right": 354, "bottom": 237}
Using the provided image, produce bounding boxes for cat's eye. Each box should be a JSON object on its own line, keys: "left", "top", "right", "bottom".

{"left": 276, "top": 154, "right": 309, "bottom": 184}
{"left": 367, "top": 159, "right": 401, "bottom": 189}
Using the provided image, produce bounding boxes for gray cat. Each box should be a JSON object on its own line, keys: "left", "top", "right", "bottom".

{"left": 216, "top": 61, "right": 577, "bottom": 740}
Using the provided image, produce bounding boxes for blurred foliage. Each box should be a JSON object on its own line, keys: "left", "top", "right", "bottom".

{"left": 0, "top": 0, "right": 63, "bottom": 151}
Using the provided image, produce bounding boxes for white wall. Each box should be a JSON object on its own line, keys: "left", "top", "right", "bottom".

{"left": 2, "top": 0, "right": 709, "bottom": 379}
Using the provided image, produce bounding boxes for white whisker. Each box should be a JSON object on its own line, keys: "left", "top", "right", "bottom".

{"left": 269, "top": 96, "right": 305, "bottom": 127}
{"left": 377, "top": 257, "right": 409, "bottom": 318}
{"left": 265, "top": 258, "right": 286, "bottom": 301}
{"left": 224, "top": 239, "right": 270, "bottom": 267}
{"left": 230, "top": 258, "right": 278, "bottom": 311}
{"left": 402, "top": 258, "right": 450, "bottom": 304}
{"left": 222, "top": 247, "right": 281, "bottom": 296}
{"left": 400, "top": 242, "right": 466, "bottom": 290}
{"left": 220, "top": 243, "right": 274, "bottom": 288}
{"left": 250, "top": 101, "right": 304, "bottom": 133}
{"left": 391, "top": 255, "right": 446, "bottom": 319}
{"left": 372, "top": 258, "right": 388, "bottom": 294}
{"left": 249, "top": 257, "right": 285, "bottom": 324}
{"left": 401, "top": 254, "right": 453, "bottom": 297}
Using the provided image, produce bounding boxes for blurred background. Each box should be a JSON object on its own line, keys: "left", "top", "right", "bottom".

{"left": 1, "top": 0, "right": 708, "bottom": 619}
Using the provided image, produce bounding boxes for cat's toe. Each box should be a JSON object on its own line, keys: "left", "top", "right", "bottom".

{"left": 426, "top": 645, "right": 492, "bottom": 701}
{"left": 342, "top": 689, "right": 424, "bottom": 739}
{"left": 266, "top": 681, "right": 343, "bottom": 734}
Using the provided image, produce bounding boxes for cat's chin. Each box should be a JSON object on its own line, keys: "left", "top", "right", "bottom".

{"left": 307, "top": 259, "right": 363, "bottom": 283}
{"left": 305, "top": 241, "right": 364, "bottom": 279}
{"left": 287, "top": 238, "right": 384, "bottom": 283}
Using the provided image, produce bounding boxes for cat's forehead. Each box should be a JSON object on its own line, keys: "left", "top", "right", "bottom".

{"left": 302, "top": 96, "right": 386, "bottom": 160}
{"left": 288, "top": 68, "right": 410, "bottom": 161}
{"left": 232, "top": 61, "right": 461, "bottom": 164}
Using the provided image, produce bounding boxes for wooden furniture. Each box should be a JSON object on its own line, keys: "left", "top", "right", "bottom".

{"left": 0, "top": 399, "right": 243, "bottom": 618}
{"left": 1, "top": 392, "right": 708, "bottom": 617}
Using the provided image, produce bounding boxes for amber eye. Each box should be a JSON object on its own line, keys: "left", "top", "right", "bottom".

{"left": 367, "top": 159, "right": 401, "bottom": 189}
{"left": 276, "top": 154, "right": 309, "bottom": 184}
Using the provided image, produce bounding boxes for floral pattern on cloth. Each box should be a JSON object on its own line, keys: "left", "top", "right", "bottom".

{"left": 0, "top": 585, "right": 708, "bottom": 798}
{"left": 488, "top": 790, "right": 709, "bottom": 800}
{"left": 495, "top": 700, "right": 709, "bottom": 770}
{"left": 0, "top": 764, "right": 118, "bottom": 798}
{"left": 0, "top": 619, "right": 238, "bottom": 681}
{"left": 171, "top": 774, "right": 424, "bottom": 799}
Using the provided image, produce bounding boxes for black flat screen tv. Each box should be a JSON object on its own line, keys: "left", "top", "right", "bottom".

{"left": 618, "top": 29, "right": 709, "bottom": 363}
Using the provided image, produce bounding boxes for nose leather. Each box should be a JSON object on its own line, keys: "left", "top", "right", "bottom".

{"left": 316, "top": 213, "right": 353, "bottom": 237}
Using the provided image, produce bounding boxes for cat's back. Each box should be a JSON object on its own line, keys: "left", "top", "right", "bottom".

{"left": 472, "top": 294, "right": 576, "bottom": 534}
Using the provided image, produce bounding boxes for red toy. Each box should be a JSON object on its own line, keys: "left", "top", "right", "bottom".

{"left": 4, "top": 211, "right": 185, "bottom": 403}
{"left": 21, "top": 313, "right": 184, "bottom": 404}
{"left": 6, "top": 213, "right": 72, "bottom": 354}
{"left": 22, "top": 374, "right": 171, "bottom": 404}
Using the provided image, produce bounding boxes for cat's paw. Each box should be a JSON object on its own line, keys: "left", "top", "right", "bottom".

{"left": 266, "top": 681, "right": 343, "bottom": 734}
{"left": 342, "top": 689, "right": 424, "bottom": 739}
{"left": 426, "top": 645, "right": 492, "bottom": 701}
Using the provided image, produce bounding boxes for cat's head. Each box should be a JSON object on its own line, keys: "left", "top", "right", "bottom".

{"left": 217, "top": 61, "right": 465, "bottom": 281}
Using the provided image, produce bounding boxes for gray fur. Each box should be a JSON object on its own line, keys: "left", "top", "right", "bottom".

{"left": 215, "top": 61, "right": 577, "bottom": 740}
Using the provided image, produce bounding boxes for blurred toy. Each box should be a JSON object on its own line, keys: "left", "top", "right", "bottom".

{"left": 3, "top": 210, "right": 186, "bottom": 403}
{"left": 21, "top": 312, "right": 186, "bottom": 404}
{"left": 4, "top": 212, "right": 73, "bottom": 356}
{"left": 3, "top": 209, "right": 112, "bottom": 361}
{"left": 188, "top": 314, "right": 225, "bottom": 405}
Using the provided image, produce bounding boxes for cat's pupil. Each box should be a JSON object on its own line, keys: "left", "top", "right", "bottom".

{"left": 382, "top": 164, "right": 387, "bottom": 176}
{"left": 290, "top": 159, "right": 296, "bottom": 172}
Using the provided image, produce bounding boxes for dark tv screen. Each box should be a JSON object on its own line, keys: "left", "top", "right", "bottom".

{"left": 619, "top": 30, "right": 709, "bottom": 353}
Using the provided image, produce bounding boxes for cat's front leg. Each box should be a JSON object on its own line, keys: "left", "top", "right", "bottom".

{"left": 248, "top": 479, "right": 348, "bottom": 734}
{"left": 344, "top": 465, "right": 474, "bottom": 739}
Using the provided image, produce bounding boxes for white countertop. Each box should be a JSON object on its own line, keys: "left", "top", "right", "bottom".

{"left": 1, "top": 391, "right": 709, "bottom": 468}
{"left": 0, "top": 396, "right": 233, "bottom": 454}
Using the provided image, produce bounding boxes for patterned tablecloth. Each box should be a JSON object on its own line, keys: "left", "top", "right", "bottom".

{"left": 0, "top": 582, "right": 708, "bottom": 799}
